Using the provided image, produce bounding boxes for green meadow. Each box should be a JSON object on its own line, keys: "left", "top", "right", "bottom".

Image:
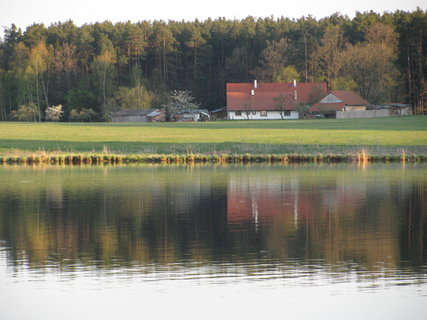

{"left": 1, "top": 116, "right": 426, "bottom": 156}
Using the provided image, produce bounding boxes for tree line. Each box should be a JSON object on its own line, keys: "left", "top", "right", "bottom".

{"left": 0, "top": 9, "right": 426, "bottom": 121}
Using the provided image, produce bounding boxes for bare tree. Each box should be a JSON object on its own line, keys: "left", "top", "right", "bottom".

{"left": 242, "top": 102, "right": 253, "bottom": 119}
{"left": 273, "top": 94, "right": 292, "bottom": 119}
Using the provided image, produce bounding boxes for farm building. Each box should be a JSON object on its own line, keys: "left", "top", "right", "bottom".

{"left": 310, "top": 91, "right": 369, "bottom": 117}
{"left": 210, "top": 107, "right": 227, "bottom": 121}
{"left": 376, "top": 103, "right": 412, "bottom": 116}
{"left": 172, "top": 110, "right": 210, "bottom": 122}
{"left": 111, "top": 109, "right": 165, "bottom": 123}
{"left": 226, "top": 80, "right": 327, "bottom": 120}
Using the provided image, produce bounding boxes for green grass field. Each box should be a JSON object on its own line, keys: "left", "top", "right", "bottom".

{"left": 1, "top": 116, "right": 426, "bottom": 156}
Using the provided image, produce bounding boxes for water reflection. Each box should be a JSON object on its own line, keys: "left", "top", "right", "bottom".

{"left": 0, "top": 164, "right": 426, "bottom": 284}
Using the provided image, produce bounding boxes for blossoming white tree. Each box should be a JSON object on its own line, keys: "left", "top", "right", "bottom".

{"left": 163, "top": 90, "right": 200, "bottom": 121}
{"left": 45, "top": 105, "right": 63, "bottom": 121}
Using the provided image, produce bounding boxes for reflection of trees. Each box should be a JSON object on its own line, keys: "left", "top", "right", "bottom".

{"left": 0, "top": 164, "right": 426, "bottom": 276}
{"left": 0, "top": 165, "right": 230, "bottom": 268}
{"left": 400, "top": 180, "right": 427, "bottom": 267}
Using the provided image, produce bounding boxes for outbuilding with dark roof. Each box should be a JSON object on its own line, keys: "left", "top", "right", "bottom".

{"left": 310, "top": 91, "right": 369, "bottom": 114}
{"left": 111, "top": 109, "right": 165, "bottom": 123}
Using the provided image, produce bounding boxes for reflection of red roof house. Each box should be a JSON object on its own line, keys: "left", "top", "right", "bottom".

{"left": 227, "top": 191, "right": 314, "bottom": 225}
{"left": 227, "top": 183, "right": 367, "bottom": 227}
{"left": 310, "top": 91, "right": 369, "bottom": 112}
{"left": 227, "top": 81, "right": 327, "bottom": 120}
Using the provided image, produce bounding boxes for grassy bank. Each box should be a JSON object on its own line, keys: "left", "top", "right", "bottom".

{"left": 0, "top": 116, "right": 426, "bottom": 158}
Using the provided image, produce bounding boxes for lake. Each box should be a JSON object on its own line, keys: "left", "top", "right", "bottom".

{"left": 0, "top": 163, "right": 426, "bottom": 319}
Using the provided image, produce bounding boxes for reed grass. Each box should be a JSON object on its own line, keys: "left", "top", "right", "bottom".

{"left": 0, "top": 150, "right": 423, "bottom": 166}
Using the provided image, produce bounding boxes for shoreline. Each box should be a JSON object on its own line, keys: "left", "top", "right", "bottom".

{"left": 0, "top": 151, "right": 424, "bottom": 165}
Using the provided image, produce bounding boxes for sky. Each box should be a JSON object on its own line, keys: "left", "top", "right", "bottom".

{"left": 1, "top": 0, "right": 426, "bottom": 38}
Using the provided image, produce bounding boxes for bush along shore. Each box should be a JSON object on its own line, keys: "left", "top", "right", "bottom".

{"left": 0, "top": 151, "right": 425, "bottom": 165}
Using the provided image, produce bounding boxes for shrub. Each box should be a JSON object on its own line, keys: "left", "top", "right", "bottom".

{"left": 10, "top": 103, "right": 39, "bottom": 121}
{"left": 69, "top": 108, "right": 97, "bottom": 122}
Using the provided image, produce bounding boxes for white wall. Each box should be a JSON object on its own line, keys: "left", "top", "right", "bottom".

{"left": 228, "top": 111, "right": 299, "bottom": 120}
{"left": 336, "top": 110, "right": 390, "bottom": 119}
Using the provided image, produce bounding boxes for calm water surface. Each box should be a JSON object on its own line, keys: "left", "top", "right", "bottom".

{"left": 0, "top": 163, "right": 426, "bottom": 319}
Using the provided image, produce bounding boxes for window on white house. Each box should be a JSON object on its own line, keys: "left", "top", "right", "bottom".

{"left": 260, "top": 111, "right": 267, "bottom": 117}
{"left": 283, "top": 110, "right": 291, "bottom": 116}
{"left": 235, "top": 111, "right": 242, "bottom": 116}
{"left": 251, "top": 111, "right": 256, "bottom": 115}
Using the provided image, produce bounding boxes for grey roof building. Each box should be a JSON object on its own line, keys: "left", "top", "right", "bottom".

{"left": 111, "top": 109, "right": 164, "bottom": 122}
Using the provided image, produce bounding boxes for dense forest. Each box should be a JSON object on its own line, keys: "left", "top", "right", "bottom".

{"left": 0, "top": 9, "right": 426, "bottom": 121}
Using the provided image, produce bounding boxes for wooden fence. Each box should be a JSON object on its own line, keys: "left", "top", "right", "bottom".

{"left": 336, "top": 109, "right": 390, "bottom": 119}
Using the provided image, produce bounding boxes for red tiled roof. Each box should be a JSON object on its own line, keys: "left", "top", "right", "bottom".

{"left": 331, "top": 91, "right": 369, "bottom": 105}
{"left": 227, "top": 82, "right": 327, "bottom": 111}
{"left": 310, "top": 91, "right": 369, "bottom": 112}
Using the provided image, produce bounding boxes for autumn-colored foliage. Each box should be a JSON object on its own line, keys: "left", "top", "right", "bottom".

{"left": 0, "top": 10, "right": 426, "bottom": 121}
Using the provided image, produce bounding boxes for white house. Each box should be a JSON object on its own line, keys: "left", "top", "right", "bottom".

{"left": 226, "top": 81, "right": 327, "bottom": 120}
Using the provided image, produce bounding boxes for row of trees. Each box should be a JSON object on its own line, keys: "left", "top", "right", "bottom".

{"left": 0, "top": 9, "right": 426, "bottom": 121}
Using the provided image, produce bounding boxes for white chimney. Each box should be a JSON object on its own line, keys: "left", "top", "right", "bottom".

{"left": 293, "top": 79, "right": 297, "bottom": 88}
{"left": 254, "top": 80, "right": 258, "bottom": 89}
